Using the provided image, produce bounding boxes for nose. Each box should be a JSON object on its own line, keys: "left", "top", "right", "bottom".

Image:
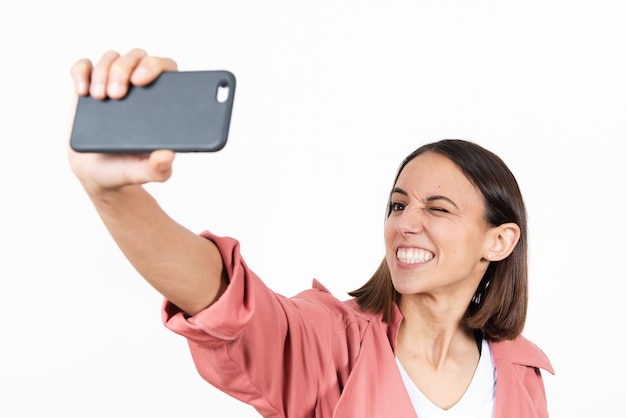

{"left": 394, "top": 207, "right": 425, "bottom": 235}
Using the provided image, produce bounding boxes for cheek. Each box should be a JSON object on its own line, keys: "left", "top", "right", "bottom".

{"left": 447, "top": 230, "right": 488, "bottom": 263}
{"left": 383, "top": 219, "right": 396, "bottom": 245}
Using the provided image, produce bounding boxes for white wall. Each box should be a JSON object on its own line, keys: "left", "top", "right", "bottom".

{"left": 1, "top": 1, "right": 623, "bottom": 416}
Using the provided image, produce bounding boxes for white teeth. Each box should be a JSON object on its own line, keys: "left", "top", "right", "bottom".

{"left": 397, "top": 248, "right": 434, "bottom": 264}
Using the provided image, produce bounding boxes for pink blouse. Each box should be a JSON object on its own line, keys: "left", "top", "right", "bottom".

{"left": 163, "top": 232, "right": 554, "bottom": 417}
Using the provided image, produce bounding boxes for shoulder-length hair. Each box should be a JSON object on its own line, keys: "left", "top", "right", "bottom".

{"left": 348, "top": 139, "right": 528, "bottom": 341}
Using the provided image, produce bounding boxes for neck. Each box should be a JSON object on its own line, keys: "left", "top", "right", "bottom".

{"left": 397, "top": 294, "right": 475, "bottom": 369}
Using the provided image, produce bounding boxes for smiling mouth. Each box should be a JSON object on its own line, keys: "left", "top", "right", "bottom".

{"left": 396, "top": 248, "right": 434, "bottom": 264}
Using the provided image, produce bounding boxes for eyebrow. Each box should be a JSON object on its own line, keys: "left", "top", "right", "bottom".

{"left": 390, "top": 187, "right": 459, "bottom": 209}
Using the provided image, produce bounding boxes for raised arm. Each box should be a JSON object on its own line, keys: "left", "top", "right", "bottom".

{"left": 67, "top": 48, "right": 228, "bottom": 315}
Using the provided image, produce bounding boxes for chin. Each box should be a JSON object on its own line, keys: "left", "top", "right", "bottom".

{"left": 390, "top": 278, "right": 422, "bottom": 296}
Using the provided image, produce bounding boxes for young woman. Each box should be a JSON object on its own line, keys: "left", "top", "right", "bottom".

{"left": 68, "top": 48, "right": 553, "bottom": 418}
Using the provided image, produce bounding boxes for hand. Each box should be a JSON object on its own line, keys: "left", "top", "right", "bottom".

{"left": 67, "top": 48, "right": 179, "bottom": 194}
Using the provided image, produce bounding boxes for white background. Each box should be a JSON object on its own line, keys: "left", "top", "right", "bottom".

{"left": 1, "top": 1, "right": 624, "bottom": 416}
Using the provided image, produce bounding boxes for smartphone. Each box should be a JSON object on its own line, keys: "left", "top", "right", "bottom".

{"left": 69, "top": 70, "right": 236, "bottom": 153}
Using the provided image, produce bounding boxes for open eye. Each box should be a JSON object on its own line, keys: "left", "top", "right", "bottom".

{"left": 389, "top": 202, "right": 406, "bottom": 212}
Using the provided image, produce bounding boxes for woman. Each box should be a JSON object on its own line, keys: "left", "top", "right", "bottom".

{"left": 68, "top": 49, "right": 553, "bottom": 418}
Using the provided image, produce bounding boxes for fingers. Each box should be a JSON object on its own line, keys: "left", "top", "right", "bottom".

{"left": 69, "top": 48, "right": 179, "bottom": 100}
{"left": 70, "top": 58, "right": 93, "bottom": 96}
{"left": 130, "top": 55, "right": 178, "bottom": 87}
{"left": 90, "top": 49, "right": 126, "bottom": 99}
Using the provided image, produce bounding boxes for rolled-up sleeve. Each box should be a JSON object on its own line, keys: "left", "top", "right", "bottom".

{"left": 162, "top": 231, "right": 355, "bottom": 417}
{"left": 163, "top": 231, "right": 263, "bottom": 346}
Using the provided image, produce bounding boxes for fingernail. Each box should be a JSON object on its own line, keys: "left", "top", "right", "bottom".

{"left": 108, "top": 81, "right": 123, "bottom": 97}
{"left": 133, "top": 66, "right": 150, "bottom": 80}
{"left": 92, "top": 83, "right": 105, "bottom": 97}
{"left": 76, "top": 80, "right": 88, "bottom": 95}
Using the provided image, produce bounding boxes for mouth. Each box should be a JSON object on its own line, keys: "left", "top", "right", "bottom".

{"left": 396, "top": 247, "right": 434, "bottom": 264}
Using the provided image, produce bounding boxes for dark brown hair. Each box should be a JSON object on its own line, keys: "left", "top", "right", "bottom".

{"left": 348, "top": 139, "right": 528, "bottom": 341}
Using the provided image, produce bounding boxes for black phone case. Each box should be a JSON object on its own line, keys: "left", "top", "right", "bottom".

{"left": 70, "top": 70, "right": 236, "bottom": 153}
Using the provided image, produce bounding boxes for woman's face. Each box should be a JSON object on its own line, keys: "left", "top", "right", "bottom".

{"left": 384, "top": 152, "right": 494, "bottom": 301}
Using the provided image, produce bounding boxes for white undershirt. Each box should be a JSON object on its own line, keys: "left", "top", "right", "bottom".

{"left": 396, "top": 339, "right": 496, "bottom": 418}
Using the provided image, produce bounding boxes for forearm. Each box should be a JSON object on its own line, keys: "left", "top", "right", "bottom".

{"left": 88, "top": 184, "right": 227, "bottom": 315}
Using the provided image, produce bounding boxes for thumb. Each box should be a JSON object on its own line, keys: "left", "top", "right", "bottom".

{"left": 148, "top": 150, "right": 176, "bottom": 181}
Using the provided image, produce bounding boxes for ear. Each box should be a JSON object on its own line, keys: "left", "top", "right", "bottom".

{"left": 484, "top": 223, "right": 521, "bottom": 262}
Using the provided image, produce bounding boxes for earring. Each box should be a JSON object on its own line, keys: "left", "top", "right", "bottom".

{"left": 486, "top": 254, "right": 493, "bottom": 260}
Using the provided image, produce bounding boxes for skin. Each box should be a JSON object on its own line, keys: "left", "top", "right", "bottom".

{"left": 67, "top": 49, "right": 228, "bottom": 315}
{"left": 386, "top": 152, "right": 520, "bottom": 409}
